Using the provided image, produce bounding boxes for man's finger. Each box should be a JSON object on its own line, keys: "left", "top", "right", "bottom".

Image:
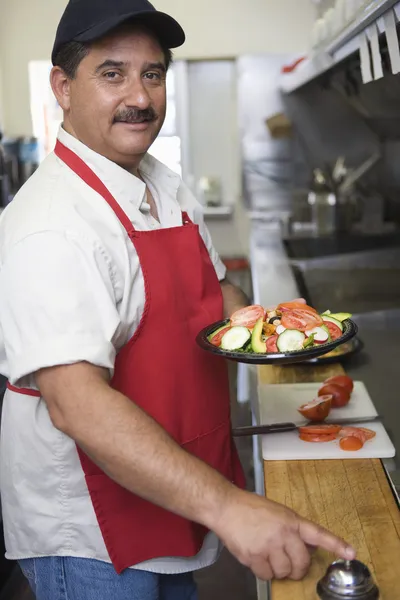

{"left": 250, "top": 557, "right": 274, "bottom": 582}
{"left": 269, "top": 549, "right": 292, "bottom": 580}
{"left": 285, "top": 535, "right": 312, "bottom": 581}
{"left": 298, "top": 519, "right": 356, "bottom": 560}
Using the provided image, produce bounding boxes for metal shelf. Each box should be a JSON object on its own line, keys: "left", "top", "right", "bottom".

{"left": 203, "top": 205, "right": 234, "bottom": 219}
{"left": 281, "top": 0, "right": 400, "bottom": 94}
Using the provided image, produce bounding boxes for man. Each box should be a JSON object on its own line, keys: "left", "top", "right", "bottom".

{"left": 0, "top": 1, "right": 355, "bottom": 598}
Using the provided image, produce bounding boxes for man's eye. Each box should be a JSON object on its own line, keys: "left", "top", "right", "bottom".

{"left": 104, "top": 71, "right": 121, "bottom": 80}
{"left": 144, "top": 72, "right": 162, "bottom": 80}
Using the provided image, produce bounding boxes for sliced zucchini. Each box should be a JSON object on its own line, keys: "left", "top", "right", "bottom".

{"left": 277, "top": 329, "right": 306, "bottom": 352}
{"left": 221, "top": 326, "right": 251, "bottom": 351}
{"left": 251, "top": 318, "right": 266, "bottom": 354}
{"left": 322, "top": 315, "right": 343, "bottom": 332}
{"left": 329, "top": 312, "right": 352, "bottom": 322}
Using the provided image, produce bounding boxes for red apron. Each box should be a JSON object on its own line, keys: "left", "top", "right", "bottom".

{"left": 49, "top": 140, "right": 245, "bottom": 573}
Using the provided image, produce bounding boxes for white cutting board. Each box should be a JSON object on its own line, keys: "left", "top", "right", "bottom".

{"left": 259, "top": 381, "right": 396, "bottom": 461}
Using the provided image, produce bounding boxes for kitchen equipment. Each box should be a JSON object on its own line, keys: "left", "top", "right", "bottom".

{"left": 303, "top": 337, "right": 364, "bottom": 365}
{"left": 0, "top": 131, "right": 9, "bottom": 208}
{"left": 196, "top": 176, "right": 222, "bottom": 207}
{"left": 232, "top": 415, "right": 382, "bottom": 437}
{"left": 317, "top": 559, "right": 379, "bottom": 599}
{"left": 196, "top": 318, "right": 358, "bottom": 366}
{"left": 308, "top": 168, "right": 337, "bottom": 235}
{"left": 18, "top": 136, "right": 39, "bottom": 184}
{"left": 258, "top": 381, "right": 396, "bottom": 460}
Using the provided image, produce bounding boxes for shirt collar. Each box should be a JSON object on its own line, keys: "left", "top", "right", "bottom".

{"left": 56, "top": 126, "right": 181, "bottom": 208}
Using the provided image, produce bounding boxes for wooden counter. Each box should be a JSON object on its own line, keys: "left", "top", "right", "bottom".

{"left": 259, "top": 362, "right": 400, "bottom": 600}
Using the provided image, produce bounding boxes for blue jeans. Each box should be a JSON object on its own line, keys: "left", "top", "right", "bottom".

{"left": 19, "top": 557, "right": 198, "bottom": 600}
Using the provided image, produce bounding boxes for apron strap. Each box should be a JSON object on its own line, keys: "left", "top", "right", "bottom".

{"left": 55, "top": 141, "right": 136, "bottom": 237}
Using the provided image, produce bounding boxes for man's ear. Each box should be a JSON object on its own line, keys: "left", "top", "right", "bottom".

{"left": 50, "top": 66, "right": 72, "bottom": 111}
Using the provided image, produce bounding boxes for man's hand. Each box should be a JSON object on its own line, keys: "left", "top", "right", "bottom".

{"left": 212, "top": 489, "right": 355, "bottom": 581}
{"left": 220, "top": 278, "right": 250, "bottom": 318}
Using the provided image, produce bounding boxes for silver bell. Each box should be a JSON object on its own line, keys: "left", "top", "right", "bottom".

{"left": 317, "top": 560, "right": 379, "bottom": 599}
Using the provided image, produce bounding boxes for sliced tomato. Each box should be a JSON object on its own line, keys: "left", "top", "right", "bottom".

{"left": 339, "top": 436, "right": 364, "bottom": 451}
{"left": 298, "top": 395, "right": 332, "bottom": 422}
{"left": 300, "top": 432, "right": 337, "bottom": 443}
{"left": 318, "top": 383, "right": 350, "bottom": 408}
{"left": 323, "top": 320, "right": 342, "bottom": 341}
{"left": 281, "top": 309, "right": 323, "bottom": 332}
{"left": 339, "top": 427, "right": 376, "bottom": 444}
{"left": 210, "top": 326, "right": 231, "bottom": 347}
{"left": 298, "top": 424, "right": 341, "bottom": 436}
{"left": 278, "top": 301, "right": 317, "bottom": 313}
{"left": 265, "top": 335, "right": 278, "bottom": 353}
{"left": 358, "top": 427, "right": 377, "bottom": 441}
{"left": 323, "top": 375, "right": 354, "bottom": 395}
{"left": 230, "top": 305, "right": 265, "bottom": 328}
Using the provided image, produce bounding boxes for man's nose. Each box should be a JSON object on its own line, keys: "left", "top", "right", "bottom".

{"left": 125, "top": 77, "right": 152, "bottom": 110}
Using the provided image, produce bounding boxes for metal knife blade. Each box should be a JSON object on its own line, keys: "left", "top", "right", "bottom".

{"left": 232, "top": 415, "right": 382, "bottom": 437}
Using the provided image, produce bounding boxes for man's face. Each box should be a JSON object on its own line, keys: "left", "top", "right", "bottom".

{"left": 61, "top": 27, "right": 167, "bottom": 167}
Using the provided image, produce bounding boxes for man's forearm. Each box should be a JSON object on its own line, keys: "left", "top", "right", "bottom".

{"left": 37, "top": 364, "right": 237, "bottom": 533}
{"left": 220, "top": 278, "right": 251, "bottom": 318}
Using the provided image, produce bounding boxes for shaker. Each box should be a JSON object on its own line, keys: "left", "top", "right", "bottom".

{"left": 317, "top": 559, "right": 379, "bottom": 599}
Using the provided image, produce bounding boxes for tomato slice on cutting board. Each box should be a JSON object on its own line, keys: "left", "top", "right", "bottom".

{"left": 298, "top": 395, "right": 332, "bottom": 421}
{"left": 230, "top": 305, "right": 265, "bottom": 328}
{"left": 358, "top": 427, "right": 377, "bottom": 441}
{"left": 340, "top": 436, "right": 364, "bottom": 451}
{"left": 298, "top": 424, "right": 342, "bottom": 436}
{"left": 300, "top": 432, "right": 337, "bottom": 443}
{"left": 339, "top": 427, "right": 376, "bottom": 443}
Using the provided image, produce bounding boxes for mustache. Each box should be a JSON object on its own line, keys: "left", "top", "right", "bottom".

{"left": 113, "top": 107, "right": 157, "bottom": 124}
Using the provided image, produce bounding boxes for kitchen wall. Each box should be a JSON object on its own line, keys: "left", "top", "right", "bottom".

{"left": 0, "top": 0, "right": 316, "bottom": 136}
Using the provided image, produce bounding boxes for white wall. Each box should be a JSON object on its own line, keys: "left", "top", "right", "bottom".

{"left": 0, "top": 0, "right": 316, "bottom": 136}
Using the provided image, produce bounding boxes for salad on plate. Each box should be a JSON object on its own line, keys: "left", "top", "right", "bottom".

{"left": 208, "top": 300, "right": 352, "bottom": 355}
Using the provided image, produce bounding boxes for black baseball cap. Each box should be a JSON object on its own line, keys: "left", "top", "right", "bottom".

{"left": 52, "top": 0, "right": 186, "bottom": 65}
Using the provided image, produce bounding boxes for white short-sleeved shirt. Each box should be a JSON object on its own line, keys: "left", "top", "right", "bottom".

{"left": 0, "top": 127, "right": 226, "bottom": 573}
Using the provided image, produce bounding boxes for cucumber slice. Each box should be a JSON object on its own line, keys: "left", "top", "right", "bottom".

{"left": 251, "top": 317, "right": 266, "bottom": 353}
{"left": 322, "top": 315, "right": 343, "bottom": 332}
{"left": 277, "top": 329, "right": 306, "bottom": 352}
{"left": 305, "top": 326, "right": 329, "bottom": 343}
{"left": 220, "top": 326, "right": 251, "bottom": 351}
{"left": 329, "top": 312, "right": 352, "bottom": 322}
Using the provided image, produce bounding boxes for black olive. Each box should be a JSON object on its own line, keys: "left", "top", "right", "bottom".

{"left": 268, "top": 316, "right": 281, "bottom": 325}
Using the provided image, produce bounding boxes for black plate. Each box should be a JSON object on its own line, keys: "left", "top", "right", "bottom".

{"left": 196, "top": 318, "right": 358, "bottom": 365}
{"left": 302, "top": 336, "right": 364, "bottom": 365}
